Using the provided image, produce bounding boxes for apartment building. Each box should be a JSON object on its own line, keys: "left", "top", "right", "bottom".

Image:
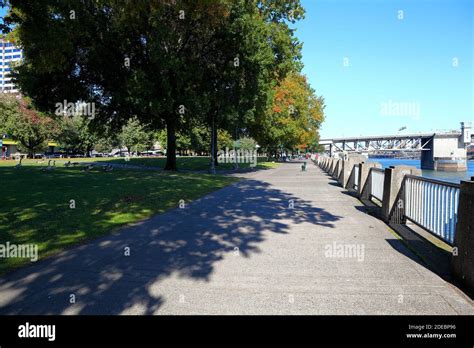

{"left": 0, "top": 38, "right": 23, "bottom": 93}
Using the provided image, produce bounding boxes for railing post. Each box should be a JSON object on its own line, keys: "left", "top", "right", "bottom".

{"left": 381, "top": 165, "right": 421, "bottom": 222}
{"left": 335, "top": 159, "right": 343, "bottom": 179}
{"left": 339, "top": 155, "right": 366, "bottom": 188}
{"left": 324, "top": 157, "right": 330, "bottom": 172}
{"left": 452, "top": 177, "right": 474, "bottom": 294}
{"left": 330, "top": 158, "right": 338, "bottom": 177}
{"left": 328, "top": 158, "right": 335, "bottom": 174}
{"left": 334, "top": 158, "right": 341, "bottom": 180}
{"left": 338, "top": 159, "right": 349, "bottom": 186}
{"left": 358, "top": 162, "right": 381, "bottom": 199}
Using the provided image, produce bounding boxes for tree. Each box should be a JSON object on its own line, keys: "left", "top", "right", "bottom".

{"left": 94, "top": 135, "right": 116, "bottom": 155}
{"left": 253, "top": 72, "right": 325, "bottom": 157}
{"left": 117, "top": 117, "right": 150, "bottom": 155}
{"left": 195, "top": 1, "right": 305, "bottom": 170}
{"left": 235, "top": 136, "right": 257, "bottom": 152}
{"left": 217, "top": 129, "right": 233, "bottom": 151}
{"left": 0, "top": 97, "right": 52, "bottom": 157}
{"left": 188, "top": 125, "right": 210, "bottom": 155}
{"left": 5, "top": 0, "right": 306, "bottom": 170}
{"left": 5, "top": 1, "right": 233, "bottom": 170}
{"left": 0, "top": 94, "right": 57, "bottom": 157}
{"left": 57, "top": 115, "right": 98, "bottom": 156}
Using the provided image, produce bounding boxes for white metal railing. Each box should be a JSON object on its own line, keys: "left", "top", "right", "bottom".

{"left": 318, "top": 159, "right": 462, "bottom": 246}
{"left": 353, "top": 165, "right": 359, "bottom": 190}
{"left": 402, "top": 175, "right": 460, "bottom": 245}
{"left": 370, "top": 168, "right": 385, "bottom": 202}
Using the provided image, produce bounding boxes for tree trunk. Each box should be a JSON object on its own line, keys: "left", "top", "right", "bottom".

{"left": 164, "top": 120, "right": 177, "bottom": 171}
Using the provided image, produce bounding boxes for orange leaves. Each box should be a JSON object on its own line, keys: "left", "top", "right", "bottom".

{"left": 262, "top": 70, "right": 325, "bottom": 150}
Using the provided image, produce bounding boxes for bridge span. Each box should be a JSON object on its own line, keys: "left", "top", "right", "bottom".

{"left": 320, "top": 122, "right": 472, "bottom": 171}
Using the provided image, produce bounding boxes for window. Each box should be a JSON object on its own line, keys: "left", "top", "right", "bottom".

{"left": 4, "top": 55, "right": 11, "bottom": 59}
{"left": 13, "top": 49, "right": 21, "bottom": 53}
{"left": 12, "top": 55, "right": 21, "bottom": 59}
{"left": 4, "top": 49, "right": 12, "bottom": 53}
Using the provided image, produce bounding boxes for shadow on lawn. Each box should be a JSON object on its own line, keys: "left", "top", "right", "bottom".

{"left": 0, "top": 178, "right": 341, "bottom": 315}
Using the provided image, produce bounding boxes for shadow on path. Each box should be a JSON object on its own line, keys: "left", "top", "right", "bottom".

{"left": 0, "top": 179, "right": 341, "bottom": 314}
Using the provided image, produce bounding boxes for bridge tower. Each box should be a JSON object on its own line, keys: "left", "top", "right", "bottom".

{"left": 421, "top": 122, "right": 471, "bottom": 171}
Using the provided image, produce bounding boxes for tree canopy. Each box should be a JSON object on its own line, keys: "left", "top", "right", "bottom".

{"left": 2, "top": 0, "right": 325, "bottom": 166}
{"left": 0, "top": 94, "right": 58, "bottom": 157}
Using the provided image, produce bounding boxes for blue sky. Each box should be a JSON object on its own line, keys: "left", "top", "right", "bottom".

{"left": 0, "top": 7, "right": 7, "bottom": 26}
{"left": 2, "top": 2, "right": 472, "bottom": 139}
{"left": 295, "top": 0, "right": 473, "bottom": 138}
{"left": 0, "top": 5, "right": 6, "bottom": 19}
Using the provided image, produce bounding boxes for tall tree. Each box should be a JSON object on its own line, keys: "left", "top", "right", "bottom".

{"left": 253, "top": 71, "right": 325, "bottom": 157}
{"left": 196, "top": 0, "right": 305, "bottom": 169}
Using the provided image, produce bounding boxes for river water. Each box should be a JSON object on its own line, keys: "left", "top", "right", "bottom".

{"left": 368, "top": 158, "right": 474, "bottom": 184}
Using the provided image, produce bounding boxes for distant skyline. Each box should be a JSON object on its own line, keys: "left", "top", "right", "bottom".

{"left": 295, "top": 0, "right": 473, "bottom": 139}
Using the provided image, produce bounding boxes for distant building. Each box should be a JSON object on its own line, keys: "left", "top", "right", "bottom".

{"left": 0, "top": 39, "right": 23, "bottom": 93}
{"left": 0, "top": 138, "right": 19, "bottom": 158}
{"left": 0, "top": 137, "right": 58, "bottom": 159}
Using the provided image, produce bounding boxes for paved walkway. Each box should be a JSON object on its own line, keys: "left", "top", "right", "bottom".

{"left": 0, "top": 162, "right": 472, "bottom": 314}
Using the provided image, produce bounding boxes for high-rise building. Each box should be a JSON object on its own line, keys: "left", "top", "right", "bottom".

{"left": 0, "top": 39, "right": 23, "bottom": 93}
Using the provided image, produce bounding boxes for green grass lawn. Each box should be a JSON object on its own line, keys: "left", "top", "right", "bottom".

{"left": 100, "top": 156, "right": 277, "bottom": 171}
{"left": 0, "top": 162, "right": 239, "bottom": 274}
{"left": 0, "top": 156, "right": 279, "bottom": 171}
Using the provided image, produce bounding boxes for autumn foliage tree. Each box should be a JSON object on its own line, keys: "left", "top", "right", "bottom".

{"left": 253, "top": 72, "right": 325, "bottom": 157}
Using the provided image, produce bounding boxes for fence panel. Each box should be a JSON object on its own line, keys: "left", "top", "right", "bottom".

{"left": 404, "top": 175, "right": 460, "bottom": 245}
{"left": 353, "top": 165, "right": 359, "bottom": 190}
{"left": 370, "top": 168, "right": 385, "bottom": 202}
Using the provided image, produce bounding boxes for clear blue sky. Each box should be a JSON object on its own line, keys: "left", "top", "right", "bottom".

{"left": 2, "top": 2, "right": 472, "bottom": 139}
{"left": 295, "top": 0, "right": 473, "bottom": 138}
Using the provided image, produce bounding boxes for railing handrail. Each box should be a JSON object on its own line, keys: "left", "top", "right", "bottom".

{"left": 404, "top": 174, "right": 460, "bottom": 189}
{"left": 318, "top": 159, "right": 461, "bottom": 247}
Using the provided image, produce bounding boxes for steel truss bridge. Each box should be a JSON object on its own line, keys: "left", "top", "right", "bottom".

{"left": 319, "top": 133, "right": 441, "bottom": 154}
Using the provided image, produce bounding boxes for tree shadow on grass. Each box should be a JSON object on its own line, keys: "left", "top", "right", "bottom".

{"left": 0, "top": 179, "right": 341, "bottom": 314}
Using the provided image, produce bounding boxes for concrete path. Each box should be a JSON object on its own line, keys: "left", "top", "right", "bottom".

{"left": 0, "top": 162, "right": 472, "bottom": 314}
